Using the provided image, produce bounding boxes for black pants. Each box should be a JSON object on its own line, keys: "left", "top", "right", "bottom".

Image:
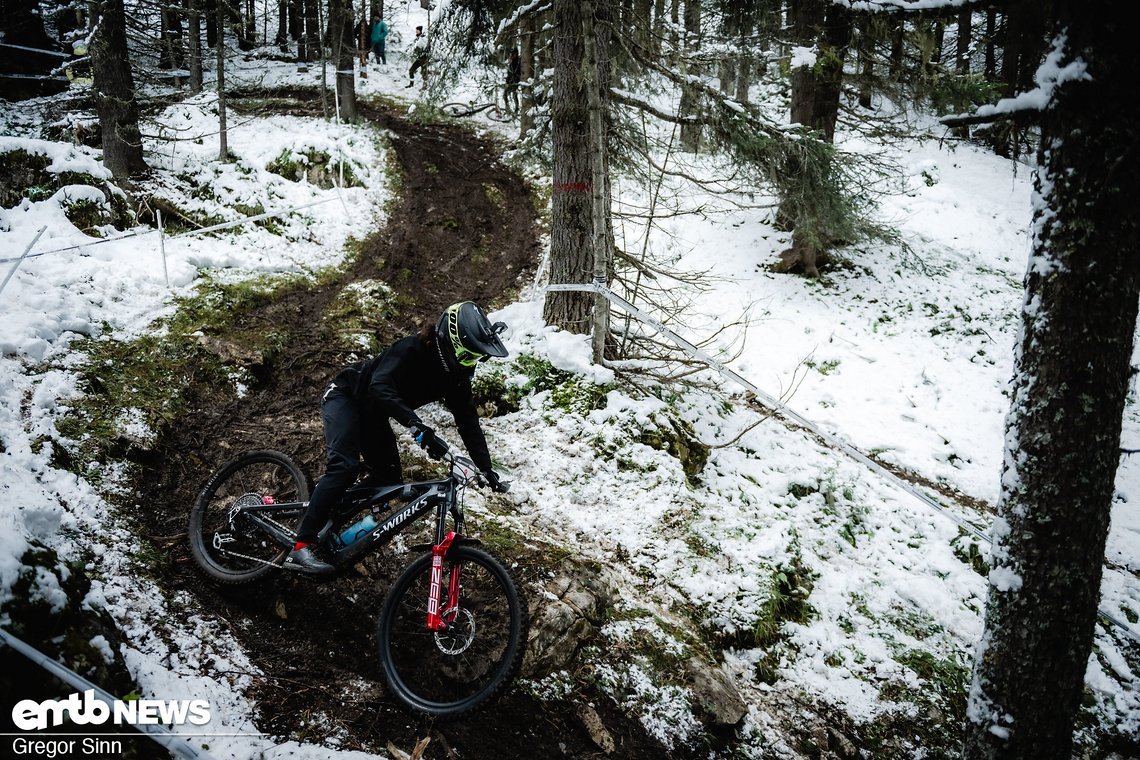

{"left": 295, "top": 384, "right": 401, "bottom": 543}
{"left": 409, "top": 57, "right": 427, "bottom": 82}
{"left": 504, "top": 82, "right": 519, "bottom": 113}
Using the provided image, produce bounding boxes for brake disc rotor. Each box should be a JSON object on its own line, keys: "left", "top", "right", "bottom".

{"left": 434, "top": 608, "right": 476, "bottom": 655}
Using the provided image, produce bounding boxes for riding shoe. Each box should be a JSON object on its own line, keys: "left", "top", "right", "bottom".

{"left": 286, "top": 546, "right": 336, "bottom": 577}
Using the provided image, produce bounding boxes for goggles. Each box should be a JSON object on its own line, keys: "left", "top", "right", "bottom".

{"left": 455, "top": 348, "right": 487, "bottom": 367}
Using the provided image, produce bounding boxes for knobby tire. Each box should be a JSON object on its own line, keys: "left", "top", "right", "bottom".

{"left": 188, "top": 450, "right": 309, "bottom": 584}
{"left": 376, "top": 544, "right": 527, "bottom": 718}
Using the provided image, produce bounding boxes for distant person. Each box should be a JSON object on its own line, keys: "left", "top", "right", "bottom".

{"left": 406, "top": 26, "right": 429, "bottom": 88}
{"left": 371, "top": 13, "right": 389, "bottom": 65}
{"left": 504, "top": 46, "right": 521, "bottom": 115}
{"left": 286, "top": 302, "right": 510, "bottom": 576}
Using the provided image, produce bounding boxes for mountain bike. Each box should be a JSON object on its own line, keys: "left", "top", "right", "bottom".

{"left": 442, "top": 101, "right": 512, "bottom": 122}
{"left": 186, "top": 445, "right": 527, "bottom": 719}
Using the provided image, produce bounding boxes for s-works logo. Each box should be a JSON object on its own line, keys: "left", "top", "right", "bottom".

{"left": 12, "top": 689, "right": 210, "bottom": 730}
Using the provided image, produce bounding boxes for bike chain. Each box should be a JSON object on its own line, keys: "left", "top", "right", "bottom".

{"left": 214, "top": 512, "right": 300, "bottom": 568}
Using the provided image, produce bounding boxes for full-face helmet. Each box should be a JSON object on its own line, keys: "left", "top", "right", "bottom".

{"left": 437, "top": 301, "right": 508, "bottom": 367}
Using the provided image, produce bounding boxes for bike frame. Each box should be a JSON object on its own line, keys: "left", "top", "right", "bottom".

{"left": 229, "top": 456, "right": 477, "bottom": 631}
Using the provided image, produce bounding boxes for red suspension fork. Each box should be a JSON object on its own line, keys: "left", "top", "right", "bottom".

{"left": 426, "top": 531, "right": 457, "bottom": 631}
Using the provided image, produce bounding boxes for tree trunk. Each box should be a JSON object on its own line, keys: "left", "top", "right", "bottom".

{"left": 633, "top": 0, "right": 651, "bottom": 59}
{"left": 330, "top": 0, "right": 356, "bottom": 121}
{"left": 669, "top": 0, "right": 678, "bottom": 48}
{"left": 244, "top": 0, "right": 256, "bottom": 48}
{"left": 856, "top": 17, "right": 874, "bottom": 109}
{"left": 90, "top": 0, "right": 147, "bottom": 180}
{"left": 779, "top": 0, "right": 852, "bottom": 277}
{"left": 956, "top": 7, "right": 971, "bottom": 75}
{"left": 206, "top": 0, "right": 218, "bottom": 47}
{"left": 983, "top": 9, "right": 996, "bottom": 80}
{"left": 717, "top": 59, "right": 732, "bottom": 94}
{"left": 733, "top": 12, "right": 753, "bottom": 103}
{"left": 583, "top": 0, "right": 611, "bottom": 363}
{"left": 998, "top": 1, "right": 1046, "bottom": 98}
{"left": 544, "top": 0, "right": 593, "bottom": 334}
{"left": 170, "top": 5, "right": 186, "bottom": 75}
{"left": 789, "top": 0, "right": 852, "bottom": 143}
{"left": 303, "top": 0, "right": 319, "bottom": 61}
{"left": 588, "top": 0, "right": 615, "bottom": 364}
{"left": 188, "top": 0, "right": 203, "bottom": 92}
{"left": 963, "top": 4, "right": 1140, "bottom": 757}
{"left": 519, "top": 14, "right": 536, "bottom": 138}
{"left": 888, "top": 18, "right": 903, "bottom": 79}
{"left": 293, "top": 0, "right": 307, "bottom": 64}
{"left": 678, "top": 0, "right": 701, "bottom": 152}
{"left": 217, "top": 0, "right": 229, "bottom": 160}
{"left": 652, "top": 0, "right": 664, "bottom": 53}
{"left": 276, "top": 0, "right": 288, "bottom": 47}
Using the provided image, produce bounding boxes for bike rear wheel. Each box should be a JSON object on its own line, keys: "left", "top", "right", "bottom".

{"left": 188, "top": 450, "right": 309, "bottom": 584}
{"left": 377, "top": 544, "right": 527, "bottom": 718}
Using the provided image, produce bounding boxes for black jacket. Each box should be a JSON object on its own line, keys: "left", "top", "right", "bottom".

{"left": 333, "top": 334, "right": 493, "bottom": 473}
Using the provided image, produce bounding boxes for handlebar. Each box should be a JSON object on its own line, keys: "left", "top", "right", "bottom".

{"left": 443, "top": 450, "right": 510, "bottom": 493}
{"left": 413, "top": 427, "right": 510, "bottom": 492}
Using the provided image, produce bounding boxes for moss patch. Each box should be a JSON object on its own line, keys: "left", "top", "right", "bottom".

{"left": 638, "top": 415, "right": 709, "bottom": 485}
{"left": 266, "top": 147, "right": 362, "bottom": 189}
{"left": 0, "top": 148, "right": 52, "bottom": 207}
{"left": 0, "top": 148, "right": 134, "bottom": 230}
{"left": 51, "top": 272, "right": 312, "bottom": 475}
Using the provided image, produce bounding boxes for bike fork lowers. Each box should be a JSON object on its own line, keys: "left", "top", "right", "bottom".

{"left": 426, "top": 531, "right": 459, "bottom": 631}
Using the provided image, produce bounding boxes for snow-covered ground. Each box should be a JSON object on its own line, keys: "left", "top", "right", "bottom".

{"left": 2, "top": 3, "right": 1138, "bottom": 757}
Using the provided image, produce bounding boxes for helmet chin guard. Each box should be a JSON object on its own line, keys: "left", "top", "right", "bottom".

{"left": 437, "top": 302, "right": 509, "bottom": 367}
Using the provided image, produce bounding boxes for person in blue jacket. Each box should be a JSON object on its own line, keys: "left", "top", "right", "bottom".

{"left": 287, "top": 302, "right": 510, "bottom": 575}
{"left": 370, "top": 13, "right": 389, "bottom": 65}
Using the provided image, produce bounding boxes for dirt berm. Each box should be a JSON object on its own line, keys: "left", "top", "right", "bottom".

{"left": 134, "top": 96, "right": 677, "bottom": 759}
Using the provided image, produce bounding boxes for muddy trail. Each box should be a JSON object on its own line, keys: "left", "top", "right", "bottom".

{"left": 133, "top": 97, "right": 672, "bottom": 759}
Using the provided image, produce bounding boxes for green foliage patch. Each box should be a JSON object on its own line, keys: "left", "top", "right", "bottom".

{"left": 266, "top": 147, "right": 362, "bottom": 188}
{"left": 472, "top": 354, "right": 593, "bottom": 416}
{"left": 0, "top": 148, "right": 134, "bottom": 230}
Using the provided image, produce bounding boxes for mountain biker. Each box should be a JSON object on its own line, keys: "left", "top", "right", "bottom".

{"left": 288, "top": 301, "right": 511, "bottom": 576}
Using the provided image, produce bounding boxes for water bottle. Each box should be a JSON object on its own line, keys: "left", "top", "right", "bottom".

{"left": 339, "top": 514, "right": 377, "bottom": 546}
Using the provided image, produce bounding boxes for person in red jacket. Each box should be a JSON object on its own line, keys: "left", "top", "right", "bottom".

{"left": 288, "top": 301, "right": 510, "bottom": 575}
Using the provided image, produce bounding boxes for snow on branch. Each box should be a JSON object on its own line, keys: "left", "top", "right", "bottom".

{"left": 495, "top": 0, "right": 552, "bottom": 46}
{"left": 941, "top": 32, "right": 1090, "bottom": 128}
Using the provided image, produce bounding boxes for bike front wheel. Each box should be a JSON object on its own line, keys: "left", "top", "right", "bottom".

{"left": 485, "top": 105, "right": 511, "bottom": 123}
{"left": 442, "top": 102, "right": 472, "bottom": 117}
{"left": 377, "top": 544, "right": 527, "bottom": 718}
{"left": 188, "top": 450, "right": 309, "bottom": 585}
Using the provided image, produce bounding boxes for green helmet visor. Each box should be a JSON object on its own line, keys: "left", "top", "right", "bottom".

{"left": 455, "top": 347, "right": 486, "bottom": 367}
